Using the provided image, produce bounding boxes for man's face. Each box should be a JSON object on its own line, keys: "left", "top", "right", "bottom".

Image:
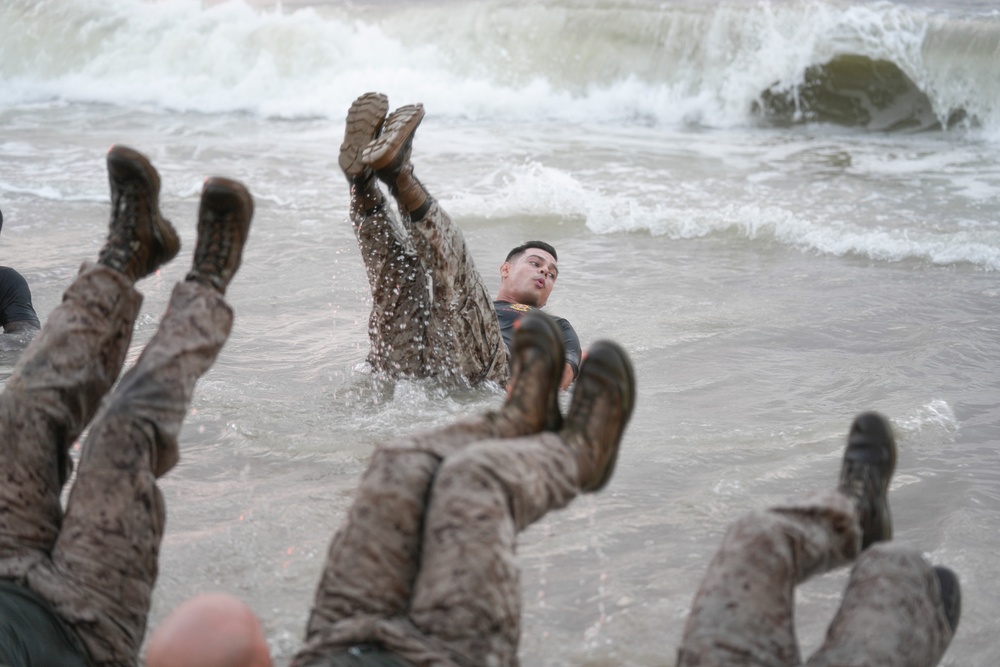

{"left": 499, "top": 249, "right": 559, "bottom": 307}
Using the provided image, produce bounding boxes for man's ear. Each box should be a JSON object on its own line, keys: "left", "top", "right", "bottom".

{"left": 499, "top": 261, "right": 510, "bottom": 279}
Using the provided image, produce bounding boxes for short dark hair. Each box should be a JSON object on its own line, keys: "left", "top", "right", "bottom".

{"left": 505, "top": 240, "right": 557, "bottom": 263}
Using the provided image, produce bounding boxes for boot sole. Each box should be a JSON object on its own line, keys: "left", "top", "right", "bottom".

{"left": 510, "top": 310, "right": 567, "bottom": 431}
{"left": 579, "top": 340, "right": 636, "bottom": 492}
{"left": 106, "top": 144, "right": 181, "bottom": 268}
{"left": 362, "top": 103, "right": 425, "bottom": 173}
{"left": 339, "top": 92, "right": 389, "bottom": 179}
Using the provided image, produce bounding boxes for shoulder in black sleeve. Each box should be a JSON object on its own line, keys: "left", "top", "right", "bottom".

{"left": 0, "top": 267, "right": 40, "bottom": 330}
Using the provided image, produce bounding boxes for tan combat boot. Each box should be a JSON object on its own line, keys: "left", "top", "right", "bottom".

{"left": 99, "top": 145, "right": 181, "bottom": 282}
{"left": 560, "top": 341, "right": 636, "bottom": 492}
{"left": 838, "top": 411, "right": 896, "bottom": 549}
{"left": 185, "top": 177, "right": 254, "bottom": 295}
{"left": 499, "top": 310, "right": 566, "bottom": 433}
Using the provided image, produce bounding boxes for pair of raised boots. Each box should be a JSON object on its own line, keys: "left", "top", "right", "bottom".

{"left": 339, "top": 92, "right": 433, "bottom": 222}
{"left": 495, "top": 308, "right": 636, "bottom": 493}
{"left": 97, "top": 144, "right": 252, "bottom": 293}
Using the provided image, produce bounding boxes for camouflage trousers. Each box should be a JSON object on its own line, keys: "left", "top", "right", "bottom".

{"left": 350, "top": 192, "right": 508, "bottom": 386}
{"left": 292, "top": 416, "right": 582, "bottom": 667}
{"left": 0, "top": 263, "right": 233, "bottom": 667}
{"left": 677, "top": 490, "right": 955, "bottom": 667}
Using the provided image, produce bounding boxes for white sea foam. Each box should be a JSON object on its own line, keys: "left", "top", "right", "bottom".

{"left": 1, "top": 0, "right": 998, "bottom": 270}
{"left": 1, "top": 0, "right": 996, "bottom": 130}
{"left": 442, "top": 156, "right": 1000, "bottom": 270}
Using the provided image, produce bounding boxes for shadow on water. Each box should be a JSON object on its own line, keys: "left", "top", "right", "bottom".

{"left": 752, "top": 54, "right": 970, "bottom": 132}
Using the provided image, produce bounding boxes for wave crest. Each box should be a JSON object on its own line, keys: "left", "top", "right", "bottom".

{"left": 0, "top": 0, "right": 996, "bottom": 132}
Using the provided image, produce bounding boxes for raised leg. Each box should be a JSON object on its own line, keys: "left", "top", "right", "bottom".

{"left": 292, "top": 312, "right": 568, "bottom": 666}
{"left": 28, "top": 282, "right": 232, "bottom": 664}
{"left": 0, "top": 141, "right": 177, "bottom": 579}
{"left": 678, "top": 412, "right": 897, "bottom": 667}
{"left": 354, "top": 203, "right": 433, "bottom": 379}
{"left": 407, "top": 430, "right": 580, "bottom": 665}
{"left": 363, "top": 102, "right": 507, "bottom": 385}
{"left": 340, "top": 93, "right": 437, "bottom": 378}
{"left": 677, "top": 490, "right": 861, "bottom": 667}
{"left": 0, "top": 264, "right": 140, "bottom": 575}
{"left": 805, "top": 546, "right": 958, "bottom": 667}
{"left": 23, "top": 170, "right": 252, "bottom": 665}
{"left": 408, "top": 201, "right": 507, "bottom": 385}
{"left": 294, "top": 332, "right": 632, "bottom": 667}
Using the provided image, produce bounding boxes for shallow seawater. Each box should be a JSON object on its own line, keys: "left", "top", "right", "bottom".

{"left": 1, "top": 1, "right": 999, "bottom": 665}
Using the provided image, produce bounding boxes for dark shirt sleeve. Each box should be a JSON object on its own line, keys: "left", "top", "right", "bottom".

{"left": 0, "top": 267, "right": 40, "bottom": 330}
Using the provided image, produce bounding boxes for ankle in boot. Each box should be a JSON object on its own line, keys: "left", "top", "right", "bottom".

{"left": 99, "top": 145, "right": 180, "bottom": 282}
{"left": 501, "top": 310, "right": 566, "bottom": 433}
{"left": 560, "top": 341, "right": 636, "bottom": 493}
{"left": 185, "top": 177, "right": 254, "bottom": 295}
{"left": 362, "top": 104, "right": 432, "bottom": 219}
{"left": 391, "top": 163, "right": 432, "bottom": 221}
{"left": 838, "top": 411, "right": 896, "bottom": 549}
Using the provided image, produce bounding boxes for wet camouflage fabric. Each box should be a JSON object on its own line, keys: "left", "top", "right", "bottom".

{"left": 350, "top": 190, "right": 508, "bottom": 386}
{"left": 678, "top": 490, "right": 955, "bottom": 667}
{"left": 0, "top": 263, "right": 232, "bottom": 667}
{"left": 293, "top": 414, "right": 581, "bottom": 667}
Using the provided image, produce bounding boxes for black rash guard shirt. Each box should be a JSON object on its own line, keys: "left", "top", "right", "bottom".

{"left": 494, "top": 300, "right": 582, "bottom": 378}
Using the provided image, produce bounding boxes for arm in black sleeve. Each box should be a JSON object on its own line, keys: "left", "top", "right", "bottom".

{"left": 0, "top": 267, "right": 41, "bottom": 331}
